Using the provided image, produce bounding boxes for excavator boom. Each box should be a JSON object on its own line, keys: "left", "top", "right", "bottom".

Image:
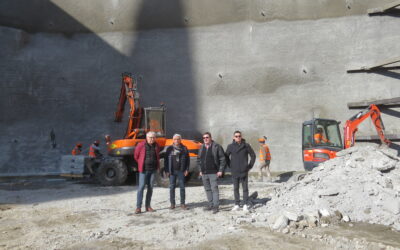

{"left": 343, "top": 104, "right": 391, "bottom": 149}
{"left": 114, "top": 73, "right": 142, "bottom": 139}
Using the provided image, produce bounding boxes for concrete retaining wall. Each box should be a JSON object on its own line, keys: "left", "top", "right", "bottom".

{"left": 1, "top": 0, "right": 399, "bottom": 175}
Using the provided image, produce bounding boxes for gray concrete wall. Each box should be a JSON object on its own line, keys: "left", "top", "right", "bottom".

{"left": 0, "top": 0, "right": 394, "bottom": 33}
{"left": 1, "top": 0, "right": 399, "bottom": 175}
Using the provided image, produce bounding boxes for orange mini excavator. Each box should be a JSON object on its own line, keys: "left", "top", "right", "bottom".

{"left": 93, "top": 73, "right": 201, "bottom": 185}
{"left": 302, "top": 104, "right": 391, "bottom": 170}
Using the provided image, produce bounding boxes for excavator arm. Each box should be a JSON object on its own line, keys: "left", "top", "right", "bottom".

{"left": 343, "top": 104, "right": 391, "bottom": 149}
{"left": 114, "top": 73, "right": 143, "bottom": 139}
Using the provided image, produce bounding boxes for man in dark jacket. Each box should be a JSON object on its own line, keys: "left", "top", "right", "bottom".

{"left": 197, "top": 132, "right": 226, "bottom": 214}
{"left": 225, "top": 131, "right": 256, "bottom": 212}
{"left": 164, "top": 134, "right": 190, "bottom": 210}
{"left": 134, "top": 131, "right": 160, "bottom": 214}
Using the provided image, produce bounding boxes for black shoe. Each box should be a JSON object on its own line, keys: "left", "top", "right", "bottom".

{"left": 203, "top": 206, "right": 213, "bottom": 211}
{"left": 212, "top": 207, "right": 219, "bottom": 214}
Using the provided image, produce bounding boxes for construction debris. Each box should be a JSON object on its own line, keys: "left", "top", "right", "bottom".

{"left": 255, "top": 143, "right": 400, "bottom": 231}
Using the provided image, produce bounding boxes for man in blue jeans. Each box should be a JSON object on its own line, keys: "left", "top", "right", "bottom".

{"left": 134, "top": 131, "right": 160, "bottom": 214}
{"left": 164, "top": 134, "right": 190, "bottom": 210}
{"left": 197, "top": 132, "right": 226, "bottom": 214}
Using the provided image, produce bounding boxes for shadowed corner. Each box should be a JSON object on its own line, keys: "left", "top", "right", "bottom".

{"left": 130, "top": 0, "right": 199, "bottom": 140}
{"left": 0, "top": 0, "right": 132, "bottom": 201}
{"left": 0, "top": 0, "right": 200, "bottom": 202}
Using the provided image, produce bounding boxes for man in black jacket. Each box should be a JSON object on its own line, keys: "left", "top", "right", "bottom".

{"left": 225, "top": 131, "right": 256, "bottom": 212}
{"left": 197, "top": 132, "right": 226, "bottom": 214}
{"left": 164, "top": 134, "right": 190, "bottom": 210}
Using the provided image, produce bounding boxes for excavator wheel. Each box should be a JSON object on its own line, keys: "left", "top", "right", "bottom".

{"left": 96, "top": 159, "right": 128, "bottom": 186}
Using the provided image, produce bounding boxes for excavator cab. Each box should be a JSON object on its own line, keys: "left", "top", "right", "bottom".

{"left": 302, "top": 118, "right": 343, "bottom": 170}
{"left": 143, "top": 107, "right": 166, "bottom": 138}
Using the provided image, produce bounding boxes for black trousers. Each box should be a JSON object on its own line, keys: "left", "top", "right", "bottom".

{"left": 232, "top": 175, "right": 249, "bottom": 206}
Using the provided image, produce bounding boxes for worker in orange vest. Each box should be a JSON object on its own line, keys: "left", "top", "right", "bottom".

{"left": 258, "top": 137, "right": 272, "bottom": 182}
{"left": 71, "top": 143, "right": 82, "bottom": 155}
{"left": 89, "top": 140, "right": 103, "bottom": 158}
{"left": 314, "top": 128, "right": 329, "bottom": 144}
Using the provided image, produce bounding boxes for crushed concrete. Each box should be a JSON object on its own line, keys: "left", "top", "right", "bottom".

{"left": 1, "top": 143, "right": 400, "bottom": 249}
{"left": 255, "top": 144, "right": 400, "bottom": 231}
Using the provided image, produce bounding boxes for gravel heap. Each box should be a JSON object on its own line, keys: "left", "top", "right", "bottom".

{"left": 259, "top": 144, "right": 400, "bottom": 231}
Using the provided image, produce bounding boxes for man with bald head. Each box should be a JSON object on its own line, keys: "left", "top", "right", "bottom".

{"left": 164, "top": 134, "right": 190, "bottom": 210}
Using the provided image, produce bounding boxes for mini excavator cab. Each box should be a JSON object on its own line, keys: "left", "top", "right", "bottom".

{"left": 302, "top": 118, "right": 343, "bottom": 170}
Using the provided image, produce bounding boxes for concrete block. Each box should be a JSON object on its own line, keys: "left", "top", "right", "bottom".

{"left": 272, "top": 215, "right": 289, "bottom": 230}
{"left": 382, "top": 199, "right": 400, "bottom": 215}
{"left": 283, "top": 210, "right": 300, "bottom": 222}
{"left": 373, "top": 160, "right": 396, "bottom": 172}
{"left": 342, "top": 215, "right": 350, "bottom": 222}
{"left": 59, "top": 155, "right": 85, "bottom": 175}
{"left": 318, "top": 208, "right": 331, "bottom": 217}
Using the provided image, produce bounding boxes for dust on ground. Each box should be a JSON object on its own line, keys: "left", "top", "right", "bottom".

{"left": 1, "top": 174, "right": 400, "bottom": 250}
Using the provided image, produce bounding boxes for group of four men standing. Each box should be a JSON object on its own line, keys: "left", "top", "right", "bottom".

{"left": 134, "top": 131, "right": 271, "bottom": 214}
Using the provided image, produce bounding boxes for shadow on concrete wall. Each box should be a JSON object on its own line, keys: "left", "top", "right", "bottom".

{"left": 129, "top": 0, "right": 198, "bottom": 139}
{"left": 0, "top": 0, "right": 198, "bottom": 202}
{"left": 381, "top": 108, "right": 400, "bottom": 118}
{"left": 373, "top": 70, "right": 400, "bottom": 80}
{"left": 0, "top": 0, "right": 198, "bottom": 137}
{"left": 370, "top": 9, "right": 400, "bottom": 18}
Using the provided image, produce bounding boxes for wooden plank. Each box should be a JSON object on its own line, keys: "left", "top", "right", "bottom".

{"left": 368, "top": 0, "right": 400, "bottom": 14}
{"left": 348, "top": 97, "right": 400, "bottom": 109}
{"left": 369, "top": 57, "right": 400, "bottom": 69}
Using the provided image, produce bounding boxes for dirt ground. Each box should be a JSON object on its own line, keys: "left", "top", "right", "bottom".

{"left": 1, "top": 176, "right": 400, "bottom": 250}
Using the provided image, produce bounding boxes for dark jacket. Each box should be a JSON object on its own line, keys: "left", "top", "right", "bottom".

{"left": 164, "top": 144, "right": 190, "bottom": 173}
{"left": 134, "top": 141, "right": 161, "bottom": 173}
{"left": 225, "top": 139, "right": 256, "bottom": 177}
{"left": 197, "top": 141, "right": 226, "bottom": 174}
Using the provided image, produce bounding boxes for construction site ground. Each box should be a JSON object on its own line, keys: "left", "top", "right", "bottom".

{"left": 1, "top": 174, "right": 400, "bottom": 250}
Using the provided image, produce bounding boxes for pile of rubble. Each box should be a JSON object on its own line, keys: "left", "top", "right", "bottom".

{"left": 254, "top": 144, "right": 400, "bottom": 231}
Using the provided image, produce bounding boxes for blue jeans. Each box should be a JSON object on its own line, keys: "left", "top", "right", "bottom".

{"left": 169, "top": 171, "right": 186, "bottom": 205}
{"left": 136, "top": 170, "right": 155, "bottom": 209}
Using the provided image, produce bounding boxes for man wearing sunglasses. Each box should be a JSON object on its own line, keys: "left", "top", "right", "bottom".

{"left": 225, "top": 131, "right": 256, "bottom": 212}
{"left": 197, "top": 132, "right": 226, "bottom": 214}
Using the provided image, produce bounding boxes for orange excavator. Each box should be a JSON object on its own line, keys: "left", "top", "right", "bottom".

{"left": 302, "top": 104, "right": 391, "bottom": 170}
{"left": 92, "top": 73, "right": 201, "bottom": 185}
